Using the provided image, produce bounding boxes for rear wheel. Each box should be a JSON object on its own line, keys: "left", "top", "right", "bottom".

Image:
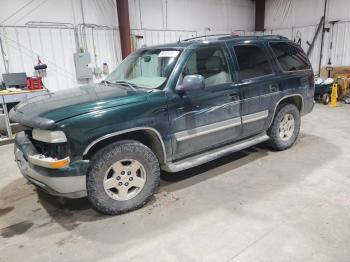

{"left": 267, "top": 103, "right": 300, "bottom": 151}
{"left": 87, "top": 140, "right": 160, "bottom": 215}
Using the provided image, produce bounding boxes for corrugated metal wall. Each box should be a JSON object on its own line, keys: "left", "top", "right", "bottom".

{"left": 259, "top": 21, "right": 350, "bottom": 74}
{"left": 268, "top": 25, "right": 323, "bottom": 72}
{"left": 0, "top": 26, "right": 122, "bottom": 91}
{"left": 130, "top": 29, "right": 197, "bottom": 48}
{"left": 264, "top": 0, "right": 350, "bottom": 75}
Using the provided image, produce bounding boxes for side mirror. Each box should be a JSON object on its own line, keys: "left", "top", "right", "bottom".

{"left": 176, "top": 74, "right": 205, "bottom": 94}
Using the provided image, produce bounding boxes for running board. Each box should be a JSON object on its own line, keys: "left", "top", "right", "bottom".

{"left": 161, "top": 133, "right": 270, "bottom": 172}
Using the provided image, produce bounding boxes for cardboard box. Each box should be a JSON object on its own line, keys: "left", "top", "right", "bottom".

{"left": 320, "top": 66, "right": 350, "bottom": 79}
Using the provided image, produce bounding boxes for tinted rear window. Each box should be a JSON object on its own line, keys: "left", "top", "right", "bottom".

{"left": 270, "top": 42, "right": 310, "bottom": 71}
{"left": 233, "top": 45, "right": 273, "bottom": 80}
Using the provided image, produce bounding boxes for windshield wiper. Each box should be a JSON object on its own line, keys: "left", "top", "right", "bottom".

{"left": 115, "top": 80, "right": 138, "bottom": 90}
{"left": 100, "top": 80, "right": 137, "bottom": 90}
{"left": 100, "top": 80, "right": 112, "bottom": 85}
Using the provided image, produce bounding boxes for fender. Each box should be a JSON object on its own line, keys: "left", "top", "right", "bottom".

{"left": 83, "top": 127, "right": 167, "bottom": 162}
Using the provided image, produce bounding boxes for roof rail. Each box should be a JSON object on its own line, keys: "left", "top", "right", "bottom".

{"left": 256, "top": 35, "right": 288, "bottom": 40}
{"left": 181, "top": 34, "right": 289, "bottom": 42}
{"left": 219, "top": 34, "right": 288, "bottom": 40}
{"left": 182, "top": 34, "right": 234, "bottom": 41}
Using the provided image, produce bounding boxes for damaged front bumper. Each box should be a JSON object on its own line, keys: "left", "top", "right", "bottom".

{"left": 14, "top": 132, "right": 89, "bottom": 198}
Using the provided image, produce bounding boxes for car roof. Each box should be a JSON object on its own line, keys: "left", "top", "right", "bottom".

{"left": 143, "top": 34, "right": 292, "bottom": 50}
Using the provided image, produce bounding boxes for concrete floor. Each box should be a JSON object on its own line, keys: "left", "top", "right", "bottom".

{"left": 0, "top": 103, "right": 350, "bottom": 262}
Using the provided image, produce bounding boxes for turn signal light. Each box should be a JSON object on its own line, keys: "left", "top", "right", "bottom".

{"left": 49, "top": 158, "right": 70, "bottom": 169}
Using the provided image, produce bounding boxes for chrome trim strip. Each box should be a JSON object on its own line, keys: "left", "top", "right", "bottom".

{"left": 242, "top": 91, "right": 282, "bottom": 102}
{"left": 242, "top": 110, "right": 269, "bottom": 124}
{"left": 83, "top": 127, "right": 167, "bottom": 161}
{"left": 175, "top": 117, "right": 241, "bottom": 142}
{"left": 268, "top": 94, "right": 304, "bottom": 127}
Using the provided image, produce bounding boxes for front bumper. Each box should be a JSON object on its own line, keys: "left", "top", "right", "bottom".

{"left": 14, "top": 132, "right": 89, "bottom": 198}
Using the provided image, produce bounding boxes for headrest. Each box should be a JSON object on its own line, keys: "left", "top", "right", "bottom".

{"left": 205, "top": 56, "right": 223, "bottom": 71}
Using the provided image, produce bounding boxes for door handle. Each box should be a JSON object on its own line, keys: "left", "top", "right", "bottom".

{"left": 269, "top": 83, "right": 279, "bottom": 92}
{"left": 229, "top": 93, "right": 239, "bottom": 101}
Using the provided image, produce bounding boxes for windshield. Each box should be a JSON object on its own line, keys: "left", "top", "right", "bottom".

{"left": 105, "top": 49, "right": 181, "bottom": 89}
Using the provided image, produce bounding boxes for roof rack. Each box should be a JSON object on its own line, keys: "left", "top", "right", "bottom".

{"left": 181, "top": 34, "right": 288, "bottom": 42}
{"left": 217, "top": 34, "right": 289, "bottom": 40}
{"left": 255, "top": 35, "right": 288, "bottom": 40}
{"left": 182, "top": 34, "right": 234, "bottom": 41}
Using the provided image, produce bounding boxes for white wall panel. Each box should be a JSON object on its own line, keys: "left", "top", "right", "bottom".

{"left": 327, "top": 0, "right": 350, "bottom": 22}
{"left": 329, "top": 22, "right": 350, "bottom": 66}
{"left": 268, "top": 25, "right": 323, "bottom": 72}
{"left": 130, "top": 29, "right": 197, "bottom": 48}
{"left": 1, "top": 27, "right": 77, "bottom": 90}
{"left": 265, "top": 0, "right": 325, "bottom": 30}
{"left": 0, "top": 0, "right": 118, "bottom": 27}
{"left": 129, "top": 0, "right": 255, "bottom": 32}
{"left": 0, "top": 26, "right": 122, "bottom": 91}
{"left": 265, "top": 0, "right": 350, "bottom": 74}
{"left": 0, "top": 0, "right": 121, "bottom": 91}
{"left": 0, "top": 0, "right": 256, "bottom": 91}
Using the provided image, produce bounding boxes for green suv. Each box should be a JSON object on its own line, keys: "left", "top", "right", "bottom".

{"left": 11, "top": 35, "right": 315, "bottom": 215}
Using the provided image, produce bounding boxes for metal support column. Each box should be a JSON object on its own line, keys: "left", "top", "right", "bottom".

{"left": 255, "top": 0, "right": 265, "bottom": 32}
{"left": 116, "top": 0, "right": 132, "bottom": 59}
{"left": 318, "top": 0, "right": 328, "bottom": 74}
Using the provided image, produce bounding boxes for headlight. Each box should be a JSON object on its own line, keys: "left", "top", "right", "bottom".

{"left": 32, "top": 129, "right": 67, "bottom": 143}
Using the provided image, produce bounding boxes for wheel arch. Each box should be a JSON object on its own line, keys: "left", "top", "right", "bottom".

{"left": 268, "top": 94, "right": 303, "bottom": 127}
{"left": 83, "top": 127, "right": 167, "bottom": 164}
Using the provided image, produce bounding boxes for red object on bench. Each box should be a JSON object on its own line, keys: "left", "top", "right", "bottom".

{"left": 26, "top": 77, "right": 43, "bottom": 90}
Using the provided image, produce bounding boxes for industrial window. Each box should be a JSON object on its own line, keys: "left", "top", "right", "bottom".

{"left": 183, "top": 47, "right": 232, "bottom": 87}
{"left": 270, "top": 42, "right": 311, "bottom": 71}
{"left": 233, "top": 45, "right": 273, "bottom": 80}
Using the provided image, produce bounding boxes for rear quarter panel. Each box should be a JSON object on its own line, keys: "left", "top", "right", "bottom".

{"left": 264, "top": 40, "right": 315, "bottom": 123}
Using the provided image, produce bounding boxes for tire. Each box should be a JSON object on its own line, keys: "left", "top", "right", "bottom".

{"left": 322, "top": 93, "right": 330, "bottom": 105}
{"left": 267, "top": 103, "right": 300, "bottom": 151}
{"left": 87, "top": 140, "right": 160, "bottom": 215}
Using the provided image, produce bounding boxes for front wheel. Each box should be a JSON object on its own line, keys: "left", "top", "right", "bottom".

{"left": 267, "top": 103, "right": 301, "bottom": 151}
{"left": 87, "top": 140, "right": 160, "bottom": 215}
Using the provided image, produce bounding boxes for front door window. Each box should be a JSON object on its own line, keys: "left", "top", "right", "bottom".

{"left": 183, "top": 47, "right": 232, "bottom": 87}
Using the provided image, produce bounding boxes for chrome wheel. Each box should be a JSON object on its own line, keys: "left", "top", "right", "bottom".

{"left": 279, "top": 113, "right": 295, "bottom": 141}
{"left": 103, "top": 159, "right": 146, "bottom": 201}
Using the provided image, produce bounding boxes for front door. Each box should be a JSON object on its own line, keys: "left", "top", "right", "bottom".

{"left": 167, "top": 44, "right": 242, "bottom": 160}
{"left": 230, "top": 42, "right": 279, "bottom": 138}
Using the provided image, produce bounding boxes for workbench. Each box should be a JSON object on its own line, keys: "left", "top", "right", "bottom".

{"left": 0, "top": 89, "right": 48, "bottom": 144}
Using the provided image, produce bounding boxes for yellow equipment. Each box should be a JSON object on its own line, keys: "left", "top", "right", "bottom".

{"left": 342, "top": 77, "right": 348, "bottom": 93}
{"left": 330, "top": 83, "right": 338, "bottom": 107}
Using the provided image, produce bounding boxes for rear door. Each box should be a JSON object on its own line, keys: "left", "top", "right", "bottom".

{"left": 167, "top": 44, "right": 242, "bottom": 160}
{"left": 230, "top": 42, "right": 280, "bottom": 138}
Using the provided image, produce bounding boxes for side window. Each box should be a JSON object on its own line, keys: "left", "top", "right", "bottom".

{"left": 270, "top": 42, "right": 310, "bottom": 71}
{"left": 233, "top": 45, "right": 273, "bottom": 80}
{"left": 183, "top": 47, "right": 232, "bottom": 87}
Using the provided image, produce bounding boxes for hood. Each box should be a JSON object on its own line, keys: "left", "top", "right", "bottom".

{"left": 10, "top": 83, "right": 150, "bottom": 128}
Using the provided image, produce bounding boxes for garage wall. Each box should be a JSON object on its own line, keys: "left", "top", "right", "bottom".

{"left": 128, "top": 0, "right": 255, "bottom": 47}
{"left": 0, "top": 0, "right": 256, "bottom": 91}
{"left": 129, "top": 0, "right": 255, "bottom": 32}
{"left": 264, "top": 0, "right": 350, "bottom": 74}
{"left": 0, "top": 0, "right": 122, "bottom": 91}
{"left": 0, "top": 0, "right": 118, "bottom": 27}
